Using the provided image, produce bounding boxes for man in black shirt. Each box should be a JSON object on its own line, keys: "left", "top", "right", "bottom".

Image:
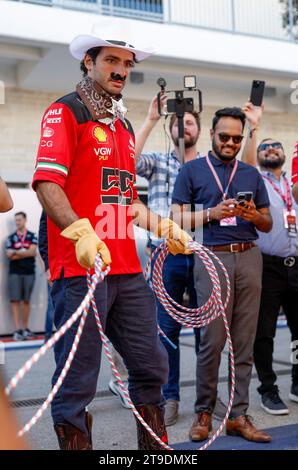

{"left": 6, "top": 212, "right": 37, "bottom": 340}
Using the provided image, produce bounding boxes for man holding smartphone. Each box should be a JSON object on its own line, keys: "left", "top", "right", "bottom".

{"left": 172, "top": 107, "right": 272, "bottom": 443}
{"left": 134, "top": 94, "right": 263, "bottom": 427}
{"left": 242, "top": 139, "right": 298, "bottom": 415}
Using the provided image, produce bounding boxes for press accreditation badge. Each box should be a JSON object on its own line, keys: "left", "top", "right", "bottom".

{"left": 283, "top": 209, "right": 298, "bottom": 237}
{"left": 220, "top": 216, "right": 237, "bottom": 227}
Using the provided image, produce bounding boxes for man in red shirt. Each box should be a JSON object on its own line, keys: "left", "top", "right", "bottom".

{"left": 32, "top": 35, "right": 191, "bottom": 450}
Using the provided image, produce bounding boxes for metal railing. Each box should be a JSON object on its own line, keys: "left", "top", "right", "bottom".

{"left": 14, "top": 0, "right": 298, "bottom": 41}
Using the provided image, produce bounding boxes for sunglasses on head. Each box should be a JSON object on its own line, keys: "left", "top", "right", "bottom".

{"left": 218, "top": 133, "right": 244, "bottom": 144}
{"left": 258, "top": 142, "right": 282, "bottom": 152}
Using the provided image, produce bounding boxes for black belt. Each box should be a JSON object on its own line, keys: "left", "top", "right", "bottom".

{"left": 262, "top": 253, "right": 298, "bottom": 268}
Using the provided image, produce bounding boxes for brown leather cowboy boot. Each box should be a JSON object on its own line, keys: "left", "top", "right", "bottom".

{"left": 189, "top": 412, "right": 212, "bottom": 442}
{"left": 54, "top": 412, "right": 93, "bottom": 450}
{"left": 135, "top": 404, "right": 168, "bottom": 450}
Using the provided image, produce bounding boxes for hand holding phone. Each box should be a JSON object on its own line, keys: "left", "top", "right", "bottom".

{"left": 250, "top": 80, "right": 265, "bottom": 107}
{"left": 236, "top": 191, "right": 253, "bottom": 207}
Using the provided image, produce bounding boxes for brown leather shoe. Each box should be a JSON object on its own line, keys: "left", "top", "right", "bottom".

{"left": 226, "top": 415, "right": 271, "bottom": 443}
{"left": 189, "top": 412, "right": 212, "bottom": 442}
{"left": 54, "top": 412, "right": 93, "bottom": 450}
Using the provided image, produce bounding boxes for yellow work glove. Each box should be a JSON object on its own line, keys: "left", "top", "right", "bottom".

{"left": 154, "top": 218, "right": 193, "bottom": 256}
{"left": 61, "top": 218, "right": 111, "bottom": 269}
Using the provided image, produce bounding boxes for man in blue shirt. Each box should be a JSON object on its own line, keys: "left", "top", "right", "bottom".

{"left": 135, "top": 96, "right": 264, "bottom": 427}
{"left": 250, "top": 139, "right": 298, "bottom": 415}
{"left": 172, "top": 107, "right": 272, "bottom": 443}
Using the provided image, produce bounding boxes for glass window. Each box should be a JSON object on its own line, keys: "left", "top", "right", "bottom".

{"left": 102, "top": 0, "right": 163, "bottom": 15}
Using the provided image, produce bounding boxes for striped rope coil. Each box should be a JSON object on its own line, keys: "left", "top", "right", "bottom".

{"left": 145, "top": 241, "right": 235, "bottom": 451}
{"left": 6, "top": 241, "right": 234, "bottom": 451}
{"left": 5, "top": 255, "right": 109, "bottom": 437}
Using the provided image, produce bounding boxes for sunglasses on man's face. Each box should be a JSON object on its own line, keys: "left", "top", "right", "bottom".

{"left": 258, "top": 142, "right": 282, "bottom": 152}
{"left": 217, "top": 133, "right": 244, "bottom": 145}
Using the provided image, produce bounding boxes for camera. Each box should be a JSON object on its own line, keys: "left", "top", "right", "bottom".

{"left": 156, "top": 76, "right": 203, "bottom": 164}
{"left": 157, "top": 75, "right": 202, "bottom": 118}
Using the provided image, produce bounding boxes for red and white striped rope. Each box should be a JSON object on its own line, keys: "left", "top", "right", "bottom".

{"left": 6, "top": 241, "right": 234, "bottom": 452}
{"left": 5, "top": 256, "right": 109, "bottom": 437}
{"left": 18, "top": 304, "right": 89, "bottom": 437}
{"left": 87, "top": 270, "right": 172, "bottom": 450}
{"left": 145, "top": 241, "right": 235, "bottom": 451}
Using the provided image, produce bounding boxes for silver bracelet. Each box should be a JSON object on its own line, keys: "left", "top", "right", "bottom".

{"left": 206, "top": 208, "right": 211, "bottom": 223}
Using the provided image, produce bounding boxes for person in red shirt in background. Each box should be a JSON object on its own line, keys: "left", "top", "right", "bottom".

{"left": 292, "top": 141, "right": 298, "bottom": 203}
{"left": 32, "top": 34, "right": 192, "bottom": 450}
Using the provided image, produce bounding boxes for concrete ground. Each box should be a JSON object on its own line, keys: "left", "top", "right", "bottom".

{"left": 2, "top": 326, "right": 298, "bottom": 451}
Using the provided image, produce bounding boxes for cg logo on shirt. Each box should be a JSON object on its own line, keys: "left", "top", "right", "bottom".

{"left": 93, "top": 126, "right": 108, "bottom": 144}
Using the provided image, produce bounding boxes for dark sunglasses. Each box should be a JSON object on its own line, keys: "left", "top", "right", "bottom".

{"left": 218, "top": 133, "right": 244, "bottom": 144}
{"left": 258, "top": 142, "right": 282, "bottom": 152}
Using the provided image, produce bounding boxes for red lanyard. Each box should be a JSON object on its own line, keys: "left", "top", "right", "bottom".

{"left": 262, "top": 175, "right": 292, "bottom": 212}
{"left": 206, "top": 155, "right": 238, "bottom": 200}
{"left": 17, "top": 229, "right": 28, "bottom": 248}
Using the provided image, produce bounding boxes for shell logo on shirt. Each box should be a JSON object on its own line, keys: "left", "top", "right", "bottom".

{"left": 93, "top": 126, "right": 108, "bottom": 143}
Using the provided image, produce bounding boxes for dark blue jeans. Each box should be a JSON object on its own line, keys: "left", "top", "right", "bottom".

{"left": 51, "top": 272, "right": 168, "bottom": 433}
{"left": 152, "top": 247, "right": 200, "bottom": 401}
{"left": 45, "top": 283, "right": 54, "bottom": 339}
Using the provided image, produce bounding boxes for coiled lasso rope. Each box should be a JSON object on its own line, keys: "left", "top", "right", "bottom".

{"left": 5, "top": 241, "right": 234, "bottom": 451}
{"left": 5, "top": 254, "right": 171, "bottom": 449}
{"left": 145, "top": 240, "right": 235, "bottom": 451}
{"left": 5, "top": 254, "right": 109, "bottom": 437}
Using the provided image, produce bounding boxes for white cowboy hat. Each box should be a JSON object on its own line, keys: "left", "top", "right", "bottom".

{"left": 70, "top": 35, "right": 155, "bottom": 62}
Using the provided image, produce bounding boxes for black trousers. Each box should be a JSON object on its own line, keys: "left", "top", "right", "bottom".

{"left": 254, "top": 253, "right": 298, "bottom": 395}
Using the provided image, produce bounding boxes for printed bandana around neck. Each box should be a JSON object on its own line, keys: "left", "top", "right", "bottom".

{"left": 76, "top": 76, "right": 127, "bottom": 122}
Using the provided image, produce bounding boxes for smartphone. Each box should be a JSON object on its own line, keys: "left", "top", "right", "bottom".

{"left": 167, "top": 97, "right": 194, "bottom": 114}
{"left": 250, "top": 80, "right": 265, "bottom": 107}
{"left": 236, "top": 191, "right": 253, "bottom": 206}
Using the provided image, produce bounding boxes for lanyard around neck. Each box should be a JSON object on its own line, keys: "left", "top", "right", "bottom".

{"left": 263, "top": 174, "right": 292, "bottom": 211}
{"left": 206, "top": 155, "right": 238, "bottom": 200}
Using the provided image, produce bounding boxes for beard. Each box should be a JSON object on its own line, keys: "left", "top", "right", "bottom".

{"left": 212, "top": 138, "right": 240, "bottom": 161}
{"left": 172, "top": 132, "right": 199, "bottom": 149}
{"left": 258, "top": 154, "right": 285, "bottom": 170}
